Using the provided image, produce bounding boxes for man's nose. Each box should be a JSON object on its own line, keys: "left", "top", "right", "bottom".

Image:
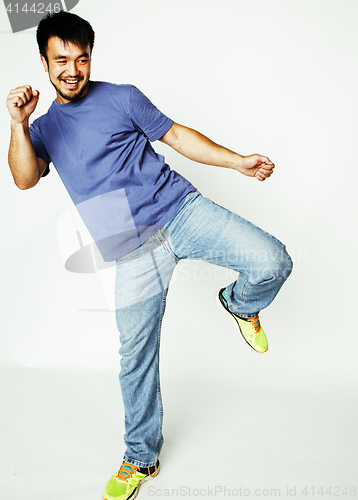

{"left": 67, "top": 61, "right": 79, "bottom": 75}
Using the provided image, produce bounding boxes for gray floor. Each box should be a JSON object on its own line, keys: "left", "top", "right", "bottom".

{"left": 1, "top": 330, "right": 357, "bottom": 499}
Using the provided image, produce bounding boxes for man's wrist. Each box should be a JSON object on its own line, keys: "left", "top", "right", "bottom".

{"left": 232, "top": 154, "right": 244, "bottom": 171}
{"left": 11, "top": 119, "right": 30, "bottom": 132}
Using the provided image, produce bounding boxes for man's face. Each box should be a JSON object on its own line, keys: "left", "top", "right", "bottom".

{"left": 41, "top": 36, "right": 91, "bottom": 104}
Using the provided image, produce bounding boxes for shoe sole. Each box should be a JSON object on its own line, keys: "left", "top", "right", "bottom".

{"left": 216, "top": 288, "right": 267, "bottom": 353}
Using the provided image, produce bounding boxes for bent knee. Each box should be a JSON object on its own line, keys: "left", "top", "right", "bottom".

{"left": 250, "top": 246, "right": 293, "bottom": 285}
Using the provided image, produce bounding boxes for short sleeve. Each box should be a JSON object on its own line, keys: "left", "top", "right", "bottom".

{"left": 29, "top": 119, "right": 51, "bottom": 177}
{"left": 129, "top": 86, "right": 174, "bottom": 142}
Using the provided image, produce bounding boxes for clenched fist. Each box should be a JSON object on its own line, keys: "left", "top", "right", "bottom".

{"left": 6, "top": 85, "right": 40, "bottom": 125}
{"left": 238, "top": 154, "right": 275, "bottom": 182}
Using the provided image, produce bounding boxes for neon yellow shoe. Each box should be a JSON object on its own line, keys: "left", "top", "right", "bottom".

{"left": 103, "top": 460, "right": 160, "bottom": 500}
{"left": 218, "top": 288, "right": 268, "bottom": 353}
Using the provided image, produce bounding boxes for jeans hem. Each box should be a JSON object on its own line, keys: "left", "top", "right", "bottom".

{"left": 123, "top": 455, "right": 159, "bottom": 468}
{"left": 234, "top": 313, "right": 259, "bottom": 319}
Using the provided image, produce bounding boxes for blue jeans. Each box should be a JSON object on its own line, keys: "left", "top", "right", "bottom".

{"left": 114, "top": 190, "right": 292, "bottom": 467}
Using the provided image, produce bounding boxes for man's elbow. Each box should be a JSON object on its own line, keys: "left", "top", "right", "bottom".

{"left": 10, "top": 161, "right": 44, "bottom": 190}
{"left": 15, "top": 181, "right": 36, "bottom": 190}
{"left": 13, "top": 174, "right": 39, "bottom": 190}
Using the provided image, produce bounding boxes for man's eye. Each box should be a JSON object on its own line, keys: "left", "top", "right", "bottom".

{"left": 79, "top": 59, "right": 88, "bottom": 63}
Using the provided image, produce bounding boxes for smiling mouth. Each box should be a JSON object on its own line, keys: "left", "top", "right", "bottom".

{"left": 61, "top": 78, "right": 82, "bottom": 89}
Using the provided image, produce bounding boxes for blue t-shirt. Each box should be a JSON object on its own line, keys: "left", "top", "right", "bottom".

{"left": 29, "top": 81, "right": 195, "bottom": 261}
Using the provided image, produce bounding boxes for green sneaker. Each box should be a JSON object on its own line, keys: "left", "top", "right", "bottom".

{"left": 103, "top": 460, "right": 160, "bottom": 500}
{"left": 217, "top": 288, "right": 268, "bottom": 353}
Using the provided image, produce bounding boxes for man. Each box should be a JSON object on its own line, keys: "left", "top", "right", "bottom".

{"left": 6, "top": 11, "right": 292, "bottom": 500}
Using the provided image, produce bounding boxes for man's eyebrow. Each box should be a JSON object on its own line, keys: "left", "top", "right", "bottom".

{"left": 54, "top": 52, "right": 90, "bottom": 60}
{"left": 77, "top": 52, "right": 90, "bottom": 59}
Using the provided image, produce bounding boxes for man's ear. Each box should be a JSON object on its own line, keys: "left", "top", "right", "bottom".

{"left": 40, "top": 54, "right": 49, "bottom": 73}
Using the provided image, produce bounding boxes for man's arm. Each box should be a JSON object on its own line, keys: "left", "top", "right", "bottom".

{"left": 6, "top": 85, "right": 47, "bottom": 190}
{"left": 159, "top": 122, "right": 274, "bottom": 181}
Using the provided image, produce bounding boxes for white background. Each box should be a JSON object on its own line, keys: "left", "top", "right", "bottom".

{"left": 0, "top": 1, "right": 357, "bottom": 498}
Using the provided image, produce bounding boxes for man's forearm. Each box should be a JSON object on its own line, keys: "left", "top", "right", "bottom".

{"left": 9, "top": 120, "right": 42, "bottom": 189}
{"left": 160, "top": 123, "right": 243, "bottom": 170}
{"left": 159, "top": 122, "right": 275, "bottom": 181}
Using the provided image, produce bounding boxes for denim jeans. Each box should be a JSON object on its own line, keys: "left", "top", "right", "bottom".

{"left": 114, "top": 190, "right": 292, "bottom": 467}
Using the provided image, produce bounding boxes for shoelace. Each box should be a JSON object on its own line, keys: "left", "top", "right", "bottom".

{"left": 115, "top": 462, "right": 158, "bottom": 482}
{"left": 247, "top": 315, "right": 261, "bottom": 334}
{"left": 116, "top": 462, "right": 140, "bottom": 482}
{"left": 148, "top": 463, "right": 158, "bottom": 478}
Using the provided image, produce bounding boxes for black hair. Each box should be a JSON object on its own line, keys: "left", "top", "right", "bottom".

{"left": 36, "top": 11, "right": 95, "bottom": 61}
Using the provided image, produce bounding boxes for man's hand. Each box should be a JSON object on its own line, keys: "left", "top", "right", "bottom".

{"left": 6, "top": 85, "right": 40, "bottom": 125}
{"left": 236, "top": 154, "right": 275, "bottom": 182}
